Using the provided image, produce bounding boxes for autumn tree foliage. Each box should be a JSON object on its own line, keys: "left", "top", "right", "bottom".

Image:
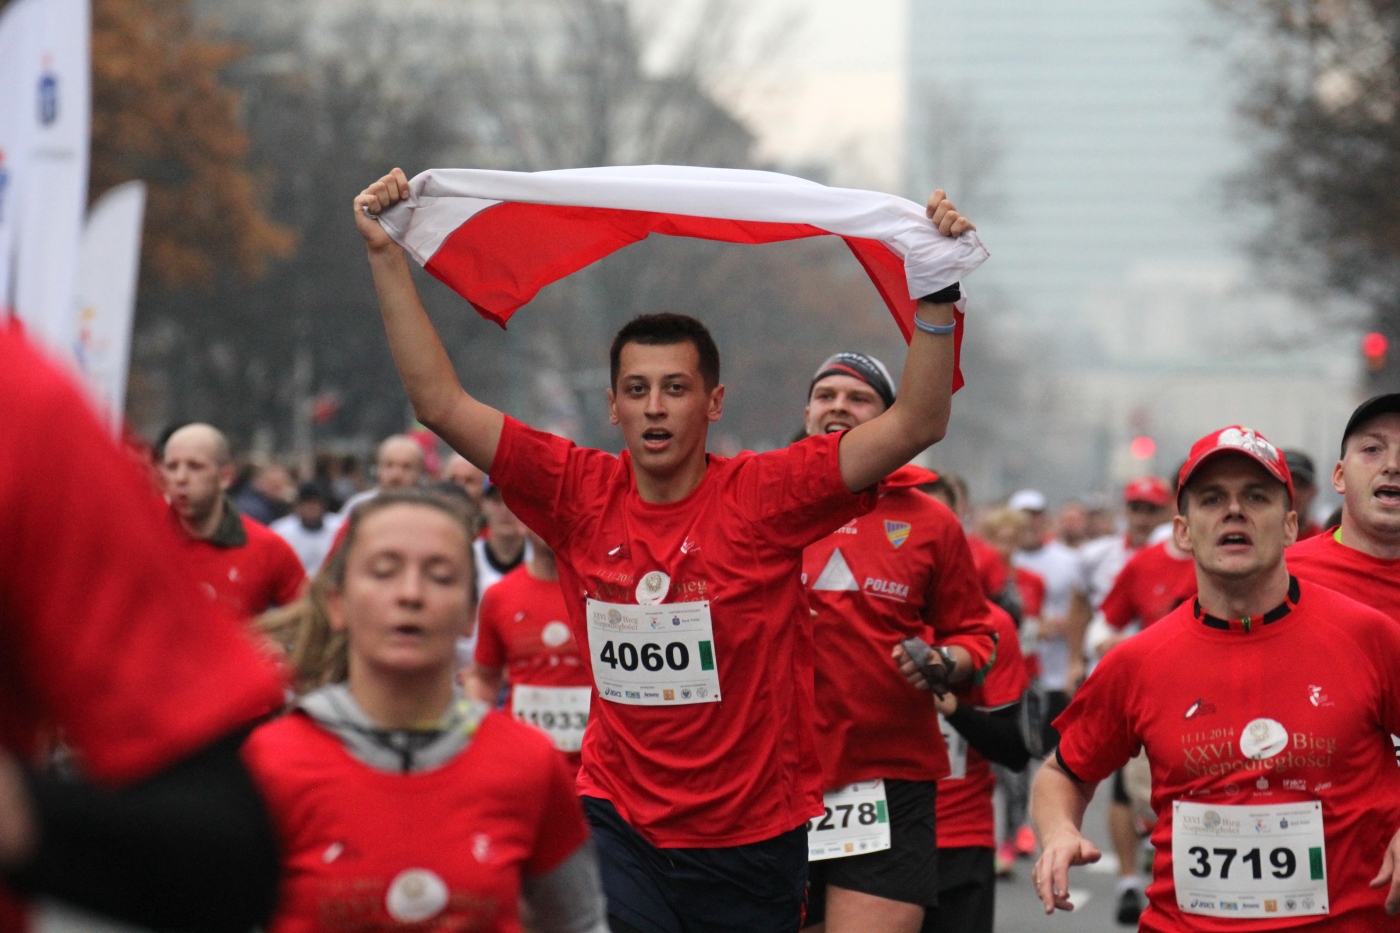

{"left": 90, "top": 0, "right": 293, "bottom": 287}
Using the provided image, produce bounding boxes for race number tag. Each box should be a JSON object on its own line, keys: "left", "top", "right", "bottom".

{"left": 808, "top": 780, "right": 892, "bottom": 861}
{"left": 1172, "top": 800, "right": 1327, "bottom": 919}
{"left": 938, "top": 713, "right": 967, "bottom": 780}
{"left": 585, "top": 599, "right": 720, "bottom": 705}
{"left": 511, "top": 685, "right": 591, "bottom": 753}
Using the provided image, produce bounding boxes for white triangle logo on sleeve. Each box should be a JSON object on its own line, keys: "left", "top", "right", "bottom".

{"left": 812, "top": 548, "right": 859, "bottom": 591}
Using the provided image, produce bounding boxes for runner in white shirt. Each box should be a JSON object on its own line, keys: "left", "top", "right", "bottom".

{"left": 270, "top": 482, "right": 343, "bottom": 575}
{"left": 1009, "top": 490, "right": 1084, "bottom": 750}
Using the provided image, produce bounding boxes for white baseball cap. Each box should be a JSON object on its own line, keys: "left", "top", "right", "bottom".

{"left": 1008, "top": 489, "right": 1047, "bottom": 513}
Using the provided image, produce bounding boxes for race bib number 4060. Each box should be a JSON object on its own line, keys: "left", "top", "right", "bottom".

{"left": 808, "top": 781, "right": 891, "bottom": 862}
{"left": 1172, "top": 800, "right": 1327, "bottom": 919}
{"left": 585, "top": 599, "right": 720, "bottom": 706}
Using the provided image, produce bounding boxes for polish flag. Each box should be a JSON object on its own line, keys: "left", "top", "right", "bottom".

{"left": 375, "top": 165, "right": 990, "bottom": 386}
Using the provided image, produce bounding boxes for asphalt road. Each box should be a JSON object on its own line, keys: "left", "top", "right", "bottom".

{"left": 995, "top": 774, "right": 1142, "bottom": 933}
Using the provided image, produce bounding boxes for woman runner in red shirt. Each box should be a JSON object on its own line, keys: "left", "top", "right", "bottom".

{"left": 244, "top": 489, "right": 606, "bottom": 933}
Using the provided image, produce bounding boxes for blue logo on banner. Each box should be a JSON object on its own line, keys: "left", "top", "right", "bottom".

{"left": 0, "top": 164, "right": 9, "bottom": 223}
{"left": 38, "top": 70, "right": 58, "bottom": 125}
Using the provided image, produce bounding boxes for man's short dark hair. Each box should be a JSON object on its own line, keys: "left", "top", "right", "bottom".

{"left": 610, "top": 313, "right": 721, "bottom": 391}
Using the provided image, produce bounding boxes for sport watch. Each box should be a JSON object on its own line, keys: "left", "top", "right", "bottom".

{"left": 935, "top": 645, "right": 957, "bottom": 680}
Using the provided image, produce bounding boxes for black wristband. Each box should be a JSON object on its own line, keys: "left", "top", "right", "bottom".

{"left": 918, "top": 282, "right": 961, "bottom": 304}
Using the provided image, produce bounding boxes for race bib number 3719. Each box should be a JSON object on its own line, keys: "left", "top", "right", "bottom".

{"left": 585, "top": 599, "right": 721, "bottom": 706}
{"left": 1172, "top": 800, "right": 1327, "bottom": 919}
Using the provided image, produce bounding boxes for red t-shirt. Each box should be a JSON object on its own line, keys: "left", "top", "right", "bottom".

{"left": 1056, "top": 581, "right": 1400, "bottom": 932}
{"left": 491, "top": 417, "right": 874, "bottom": 847}
{"left": 1100, "top": 542, "right": 1197, "bottom": 631}
{"left": 1288, "top": 528, "right": 1400, "bottom": 624}
{"left": 967, "top": 534, "right": 1008, "bottom": 599}
{"left": 936, "top": 604, "right": 1029, "bottom": 849}
{"left": 805, "top": 467, "right": 994, "bottom": 788}
{"left": 243, "top": 711, "right": 588, "bottom": 933}
{"left": 170, "top": 509, "right": 306, "bottom": 620}
{"left": 474, "top": 565, "right": 590, "bottom": 772}
{"left": 474, "top": 565, "right": 589, "bottom": 690}
{"left": 0, "top": 328, "right": 285, "bottom": 932}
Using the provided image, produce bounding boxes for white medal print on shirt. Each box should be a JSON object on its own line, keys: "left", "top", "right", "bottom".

{"left": 635, "top": 570, "right": 671, "bottom": 605}
{"left": 1240, "top": 718, "right": 1289, "bottom": 761}
{"left": 385, "top": 868, "right": 450, "bottom": 923}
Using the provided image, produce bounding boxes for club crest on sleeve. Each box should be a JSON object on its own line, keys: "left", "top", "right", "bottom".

{"left": 884, "top": 521, "right": 911, "bottom": 549}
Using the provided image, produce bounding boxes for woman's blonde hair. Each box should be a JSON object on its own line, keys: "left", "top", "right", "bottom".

{"left": 257, "top": 488, "right": 477, "bottom": 694}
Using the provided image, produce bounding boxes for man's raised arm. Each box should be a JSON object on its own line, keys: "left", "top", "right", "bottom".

{"left": 354, "top": 168, "right": 504, "bottom": 471}
{"left": 837, "top": 190, "right": 970, "bottom": 493}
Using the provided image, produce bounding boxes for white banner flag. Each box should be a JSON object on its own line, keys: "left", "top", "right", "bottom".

{"left": 14, "top": 0, "right": 90, "bottom": 358}
{"left": 76, "top": 181, "right": 145, "bottom": 430}
{"left": 0, "top": 0, "right": 38, "bottom": 315}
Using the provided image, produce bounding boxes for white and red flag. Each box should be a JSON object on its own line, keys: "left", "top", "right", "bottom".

{"left": 375, "top": 165, "right": 990, "bottom": 388}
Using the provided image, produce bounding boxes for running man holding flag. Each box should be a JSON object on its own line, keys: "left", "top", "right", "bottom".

{"left": 353, "top": 167, "right": 982, "bottom": 933}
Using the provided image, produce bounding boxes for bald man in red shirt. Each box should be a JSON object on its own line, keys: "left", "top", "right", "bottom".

{"left": 162, "top": 424, "right": 305, "bottom": 620}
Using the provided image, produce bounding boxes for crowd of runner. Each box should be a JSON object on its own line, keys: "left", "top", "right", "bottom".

{"left": 4, "top": 171, "right": 1400, "bottom": 933}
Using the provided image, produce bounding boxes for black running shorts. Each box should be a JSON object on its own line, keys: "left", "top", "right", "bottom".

{"left": 803, "top": 779, "right": 938, "bottom": 926}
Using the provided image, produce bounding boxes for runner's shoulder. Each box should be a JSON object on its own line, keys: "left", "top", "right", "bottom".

{"left": 1294, "top": 577, "right": 1400, "bottom": 658}
{"left": 1095, "top": 601, "right": 1199, "bottom": 668}
{"left": 477, "top": 707, "right": 563, "bottom": 770}
{"left": 1286, "top": 528, "right": 1337, "bottom": 562}
{"left": 242, "top": 710, "right": 338, "bottom": 778}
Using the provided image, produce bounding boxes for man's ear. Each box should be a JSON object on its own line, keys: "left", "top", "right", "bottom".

{"left": 1331, "top": 459, "right": 1346, "bottom": 497}
{"left": 1172, "top": 513, "right": 1194, "bottom": 556}
{"left": 1283, "top": 507, "right": 1299, "bottom": 548}
{"left": 218, "top": 463, "right": 236, "bottom": 493}
{"left": 707, "top": 384, "right": 725, "bottom": 423}
{"left": 607, "top": 388, "right": 620, "bottom": 426}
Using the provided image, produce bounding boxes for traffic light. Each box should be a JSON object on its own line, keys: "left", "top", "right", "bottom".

{"left": 1363, "top": 332, "right": 1388, "bottom": 373}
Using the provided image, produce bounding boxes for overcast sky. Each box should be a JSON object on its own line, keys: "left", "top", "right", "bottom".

{"left": 639, "top": 0, "right": 907, "bottom": 191}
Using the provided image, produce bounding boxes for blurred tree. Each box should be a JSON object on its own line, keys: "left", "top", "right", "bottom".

{"left": 1223, "top": 0, "right": 1400, "bottom": 390}
{"left": 132, "top": 0, "right": 921, "bottom": 459}
{"left": 90, "top": 0, "right": 294, "bottom": 287}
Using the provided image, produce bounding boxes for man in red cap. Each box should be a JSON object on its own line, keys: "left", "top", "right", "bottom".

{"left": 1288, "top": 394, "right": 1400, "bottom": 622}
{"left": 800, "top": 351, "right": 995, "bottom": 933}
{"left": 1031, "top": 424, "right": 1400, "bottom": 930}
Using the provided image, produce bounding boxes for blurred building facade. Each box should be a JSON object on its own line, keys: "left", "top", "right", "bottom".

{"left": 907, "top": 0, "right": 1360, "bottom": 506}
